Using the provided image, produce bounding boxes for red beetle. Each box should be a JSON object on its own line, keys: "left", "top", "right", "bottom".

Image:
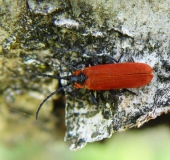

{"left": 73, "top": 63, "right": 153, "bottom": 90}
{"left": 34, "top": 57, "right": 153, "bottom": 119}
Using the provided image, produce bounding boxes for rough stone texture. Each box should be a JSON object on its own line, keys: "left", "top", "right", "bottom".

{"left": 0, "top": 0, "right": 170, "bottom": 150}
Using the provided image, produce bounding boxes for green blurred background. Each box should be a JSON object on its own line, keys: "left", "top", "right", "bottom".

{"left": 0, "top": 126, "right": 170, "bottom": 160}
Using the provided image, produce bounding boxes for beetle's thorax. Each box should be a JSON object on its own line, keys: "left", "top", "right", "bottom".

{"left": 70, "top": 72, "right": 88, "bottom": 85}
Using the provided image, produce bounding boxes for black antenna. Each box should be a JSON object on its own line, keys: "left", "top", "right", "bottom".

{"left": 29, "top": 71, "right": 71, "bottom": 119}
{"left": 36, "top": 83, "right": 71, "bottom": 119}
{"left": 30, "top": 72, "right": 70, "bottom": 80}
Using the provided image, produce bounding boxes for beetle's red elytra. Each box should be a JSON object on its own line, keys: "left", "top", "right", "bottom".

{"left": 33, "top": 57, "right": 153, "bottom": 119}
{"left": 73, "top": 62, "right": 153, "bottom": 90}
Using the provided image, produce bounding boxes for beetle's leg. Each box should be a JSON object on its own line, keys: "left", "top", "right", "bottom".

{"left": 97, "top": 91, "right": 105, "bottom": 102}
{"left": 129, "top": 57, "right": 135, "bottom": 62}
{"left": 122, "top": 89, "right": 137, "bottom": 95}
{"left": 117, "top": 54, "right": 124, "bottom": 63}
{"left": 70, "top": 88, "right": 80, "bottom": 99}
{"left": 90, "top": 90, "right": 98, "bottom": 103}
{"left": 104, "top": 54, "right": 124, "bottom": 63}
{"left": 109, "top": 89, "right": 137, "bottom": 97}
{"left": 86, "top": 55, "right": 100, "bottom": 66}
{"left": 109, "top": 90, "right": 121, "bottom": 97}
{"left": 85, "top": 58, "right": 94, "bottom": 67}
{"left": 104, "top": 55, "right": 118, "bottom": 63}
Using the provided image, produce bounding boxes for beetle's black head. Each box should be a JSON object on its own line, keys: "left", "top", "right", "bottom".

{"left": 70, "top": 73, "right": 88, "bottom": 85}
